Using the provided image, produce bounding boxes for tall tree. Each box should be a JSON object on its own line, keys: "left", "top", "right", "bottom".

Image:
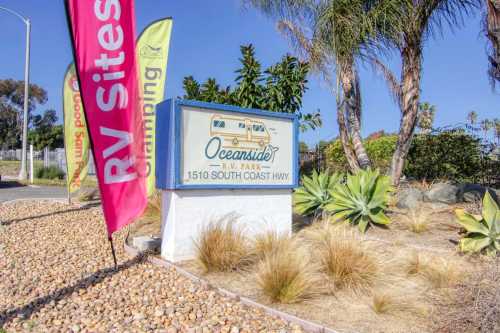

{"left": 0, "top": 79, "right": 47, "bottom": 148}
{"left": 235, "top": 45, "right": 264, "bottom": 108}
{"left": 375, "top": 0, "right": 479, "bottom": 185}
{"left": 182, "top": 44, "right": 321, "bottom": 132}
{"left": 245, "top": 0, "right": 399, "bottom": 171}
{"left": 28, "top": 109, "right": 64, "bottom": 150}
{"left": 486, "top": 0, "right": 500, "bottom": 86}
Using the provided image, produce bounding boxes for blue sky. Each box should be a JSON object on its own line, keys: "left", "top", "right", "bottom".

{"left": 0, "top": 1, "right": 498, "bottom": 146}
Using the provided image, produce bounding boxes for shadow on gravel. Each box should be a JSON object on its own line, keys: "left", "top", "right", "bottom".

{"left": 0, "top": 254, "right": 147, "bottom": 327}
{"left": 0, "top": 202, "right": 101, "bottom": 226}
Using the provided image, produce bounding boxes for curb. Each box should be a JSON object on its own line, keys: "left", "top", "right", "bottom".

{"left": 124, "top": 243, "right": 339, "bottom": 333}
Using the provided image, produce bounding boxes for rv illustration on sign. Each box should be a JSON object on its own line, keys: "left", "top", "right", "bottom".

{"left": 210, "top": 114, "right": 271, "bottom": 150}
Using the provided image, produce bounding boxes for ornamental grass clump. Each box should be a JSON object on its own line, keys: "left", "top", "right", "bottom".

{"left": 194, "top": 214, "right": 252, "bottom": 273}
{"left": 455, "top": 191, "right": 500, "bottom": 256}
{"left": 325, "top": 169, "right": 392, "bottom": 233}
{"left": 256, "top": 237, "right": 318, "bottom": 303}
{"left": 404, "top": 253, "right": 462, "bottom": 289}
{"left": 253, "top": 230, "right": 292, "bottom": 260}
{"left": 303, "top": 223, "right": 379, "bottom": 293}
{"left": 294, "top": 170, "right": 342, "bottom": 217}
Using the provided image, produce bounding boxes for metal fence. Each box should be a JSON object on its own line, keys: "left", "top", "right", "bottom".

{"left": 0, "top": 148, "right": 96, "bottom": 175}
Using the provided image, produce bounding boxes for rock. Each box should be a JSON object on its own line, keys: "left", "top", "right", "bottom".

{"left": 71, "top": 324, "right": 81, "bottom": 333}
{"left": 397, "top": 188, "right": 424, "bottom": 209}
{"left": 424, "top": 183, "right": 459, "bottom": 204}
{"left": 458, "top": 183, "right": 500, "bottom": 204}
{"left": 132, "top": 236, "right": 161, "bottom": 253}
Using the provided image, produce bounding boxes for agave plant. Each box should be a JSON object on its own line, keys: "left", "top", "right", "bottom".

{"left": 294, "top": 170, "right": 342, "bottom": 217}
{"left": 325, "top": 169, "right": 392, "bottom": 233}
{"left": 455, "top": 191, "right": 500, "bottom": 256}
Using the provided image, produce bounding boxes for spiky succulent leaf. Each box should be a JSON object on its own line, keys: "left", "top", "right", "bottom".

{"left": 455, "top": 209, "right": 489, "bottom": 235}
{"left": 325, "top": 169, "right": 392, "bottom": 233}
{"left": 293, "top": 171, "right": 342, "bottom": 217}
{"left": 455, "top": 192, "right": 500, "bottom": 255}
{"left": 482, "top": 191, "right": 499, "bottom": 229}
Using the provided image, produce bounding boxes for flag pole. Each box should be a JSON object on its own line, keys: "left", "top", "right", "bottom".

{"left": 108, "top": 236, "right": 118, "bottom": 269}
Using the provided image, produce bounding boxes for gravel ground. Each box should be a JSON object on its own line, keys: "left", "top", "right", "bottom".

{"left": 0, "top": 201, "right": 303, "bottom": 333}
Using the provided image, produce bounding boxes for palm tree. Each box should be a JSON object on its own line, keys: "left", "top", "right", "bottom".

{"left": 417, "top": 102, "right": 436, "bottom": 134}
{"left": 375, "top": 0, "right": 479, "bottom": 185}
{"left": 245, "top": 0, "right": 398, "bottom": 171}
{"left": 486, "top": 0, "right": 500, "bottom": 86}
{"left": 494, "top": 118, "right": 500, "bottom": 144}
{"left": 480, "top": 118, "right": 494, "bottom": 141}
{"left": 467, "top": 110, "right": 478, "bottom": 125}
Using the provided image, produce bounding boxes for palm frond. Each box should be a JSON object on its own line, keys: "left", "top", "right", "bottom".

{"left": 368, "top": 55, "right": 401, "bottom": 106}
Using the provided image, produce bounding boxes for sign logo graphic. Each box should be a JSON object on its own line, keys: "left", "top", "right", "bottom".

{"left": 140, "top": 44, "right": 163, "bottom": 59}
{"left": 69, "top": 75, "right": 79, "bottom": 92}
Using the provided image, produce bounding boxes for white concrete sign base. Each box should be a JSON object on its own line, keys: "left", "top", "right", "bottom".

{"left": 160, "top": 189, "right": 292, "bottom": 262}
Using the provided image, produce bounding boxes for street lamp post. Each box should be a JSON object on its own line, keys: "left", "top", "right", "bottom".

{"left": 0, "top": 6, "right": 31, "bottom": 180}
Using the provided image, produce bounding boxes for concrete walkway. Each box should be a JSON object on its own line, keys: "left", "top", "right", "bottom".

{"left": 0, "top": 180, "right": 67, "bottom": 203}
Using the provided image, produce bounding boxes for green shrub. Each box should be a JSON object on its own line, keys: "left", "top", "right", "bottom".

{"left": 455, "top": 191, "right": 500, "bottom": 256}
{"left": 294, "top": 170, "right": 342, "bottom": 217}
{"left": 323, "top": 131, "right": 488, "bottom": 184}
{"left": 35, "top": 166, "right": 65, "bottom": 180}
{"left": 324, "top": 136, "right": 397, "bottom": 174}
{"left": 405, "top": 131, "right": 482, "bottom": 182}
{"left": 325, "top": 169, "right": 392, "bottom": 233}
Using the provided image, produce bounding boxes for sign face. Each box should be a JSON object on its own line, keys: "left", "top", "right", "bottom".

{"left": 178, "top": 104, "right": 297, "bottom": 187}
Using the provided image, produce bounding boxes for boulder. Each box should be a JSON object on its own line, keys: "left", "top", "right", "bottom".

{"left": 458, "top": 183, "right": 500, "bottom": 204}
{"left": 397, "top": 188, "right": 424, "bottom": 209}
{"left": 424, "top": 183, "right": 459, "bottom": 204}
{"left": 132, "top": 235, "right": 161, "bottom": 253}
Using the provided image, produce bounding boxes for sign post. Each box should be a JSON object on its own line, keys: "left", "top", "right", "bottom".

{"left": 156, "top": 99, "right": 299, "bottom": 262}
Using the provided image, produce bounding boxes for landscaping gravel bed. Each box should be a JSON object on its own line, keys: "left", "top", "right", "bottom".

{"left": 0, "top": 201, "right": 302, "bottom": 333}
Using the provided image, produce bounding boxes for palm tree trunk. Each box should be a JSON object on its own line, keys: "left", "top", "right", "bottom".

{"left": 390, "top": 44, "right": 422, "bottom": 186}
{"left": 334, "top": 73, "right": 360, "bottom": 172}
{"left": 487, "top": 0, "right": 500, "bottom": 84}
{"left": 339, "top": 63, "right": 371, "bottom": 169}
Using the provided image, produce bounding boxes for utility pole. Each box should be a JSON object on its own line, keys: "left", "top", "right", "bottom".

{"left": 0, "top": 6, "right": 31, "bottom": 180}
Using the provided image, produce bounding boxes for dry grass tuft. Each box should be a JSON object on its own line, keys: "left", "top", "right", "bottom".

{"left": 78, "top": 188, "right": 100, "bottom": 202}
{"left": 422, "top": 258, "right": 461, "bottom": 289}
{"left": 371, "top": 291, "right": 426, "bottom": 316}
{"left": 401, "top": 209, "right": 430, "bottom": 234}
{"left": 194, "top": 214, "right": 252, "bottom": 273}
{"left": 404, "top": 252, "right": 462, "bottom": 288}
{"left": 405, "top": 252, "right": 424, "bottom": 276}
{"left": 303, "top": 222, "right": 379, "bottom": 293}
{"left": 371, "top": 292, "right": 398, "bottom": 314}
{"left": 253, "top": 231, "right": 292, "bottom": 260}
{"left": 256, "top": 241, "right": 318, "bottom": 304}
{"left": 141, "top": 190, "right": 162, "bottom": 220}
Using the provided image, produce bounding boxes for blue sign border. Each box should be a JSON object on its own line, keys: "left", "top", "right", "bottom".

{"left": 156, "top": 99, "right": 299, "bottom": 190}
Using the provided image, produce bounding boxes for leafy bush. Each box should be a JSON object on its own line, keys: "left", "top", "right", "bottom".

{"left": 325, "top": 169, "right": 392, "bottom": 233}
{"left": 324, "top": 136, "right": 397, "bottom": 173}
{"left": 322, "top": 130, "right": 497, "bottom": 185}
{"left": 406, "top": 130, "right": 482, "bottom": 182}
{"left": 35, "top": 166, "right": 65, "bottom": 180}
{"left": 455, "top": 191, "right": 500, "bottom": 256}
{"left": 293, "top": 170, "right": 342, "bottom": 217}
